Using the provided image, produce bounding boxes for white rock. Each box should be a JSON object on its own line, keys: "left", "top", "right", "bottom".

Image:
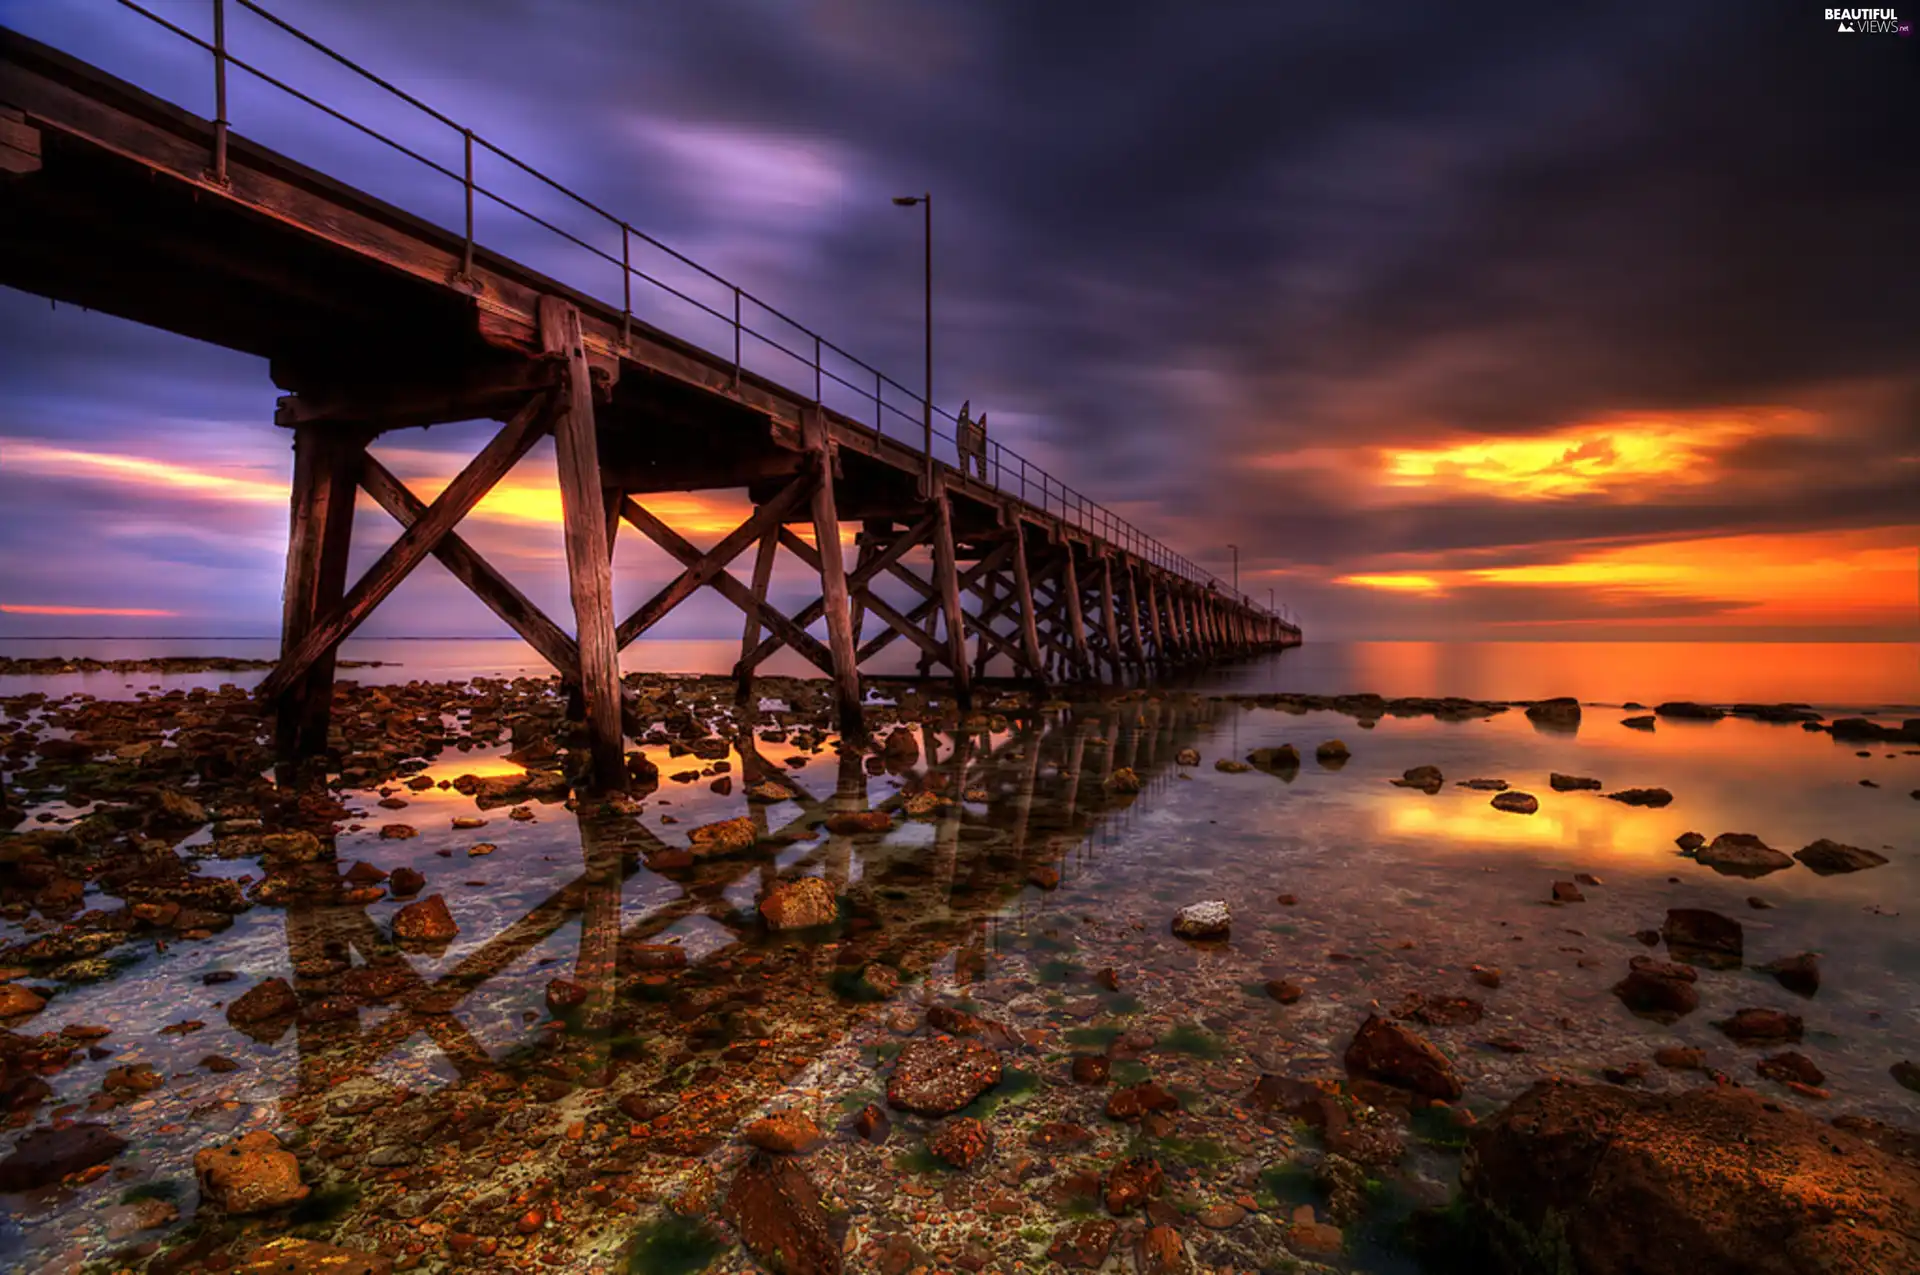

{"left": 1171, "top": 900, "right": 1231, "bottom": 938}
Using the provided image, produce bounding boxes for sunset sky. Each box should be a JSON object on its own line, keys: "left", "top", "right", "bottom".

{"left": 0, "top": 1, "right": 1914, "bottom": 643}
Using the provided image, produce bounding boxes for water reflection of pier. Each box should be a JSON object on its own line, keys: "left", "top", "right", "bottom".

{"left": 277, "top": 696, "right": 1222, "bottom": 1102}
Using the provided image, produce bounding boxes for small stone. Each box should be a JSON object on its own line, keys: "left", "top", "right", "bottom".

{"left": 1694, "top": 832, "right": 1794, "bottom": 878}
{"left": 1175, "top": 748, "right": 1201, "bottom": 766}
{"left": 1106, "top": 1082, "right": 1180, "bottom": 1121}
{"left": 227, "top": 977, "right": 298, "bottom": 1027}
{"left": 1491, "top": 791, "right": 1538, "bottom": 814}
{"left": 0, "top": 982, "right": 47, "bottom": 1019}
{"left": 1663, "top": 908, "right": 1743, "bottom": 968}
{"left": 1213, "top": 759, "right": 1251, "bottom": 773}
{"left": 1393, "top": 764, "right": 1444, "bottom": 793}
{"left": 1028, "top": 865, "right": 1061, "bottom": 890}
{"left": 1760, "top": 952, "right": 1820, "bottom": 997}
{"left": 392, "top": 894, "right": 458, "bottom": 943}
{"left": 1549, "top": 773, "right": 1602, "bottom": 791}
{"left": 1622, "top": 715, "right": 1656, "bottom": 730}
{"left": 1552, "top": 881, "right": 1585, "bottom": 904}
{"left": 1676, "top": 831, "right": 1706, "bottom": 852}
{"left": 0, "top": 1123, "right": 126, "bottom": 1191}
{"left": 688, "top": 815, "right": 756, "bottom": 857}
{"left": 745, "top": 1109, "right": 825, "bottom": 1155}
{"left": 1315, "top": 740, "right": 1350, "bottom": 764}
{"left": 1071, "top": 1054, "right": 1111, "bottom": 1085}
{"left": 725, "top": 1154, "right": 841, "bottom": 1275}
{"left": 1265, "top": 978, "right": 1304, "bottom": 1003}
{"left": 377, "top": 823, "right": 417, "bottom": 840}
{"left": 1654, "top": 1046, "right": 1706, "bottom": 1070}
{"left": 388, "top": 867, "right": 425, "bottom": 897}
{"left": 1108, "top": 767, "right": 1142, "bottom": 793}
{"left": 852, "top": 1103, "right": 891, "bottom": 1143}
{"left": 1715, "top": 1007, "right": 1804, "bottom": 1044}
{"left": 888, "top": 1036, "right": 1001, "bottom": 1115}
{"left": 1612, "top": 956, "right": 1699, "bottom": 1022}
{"left": 1049, "top": 1219, "right": 1116, "bottom": 1269}
{"left": 1892, "top": 1061, "right": 1920, "bottom": 1094}
{"left": 1469, "top": 965, "right": 1502, "bottom": 989}
{"left": 1757, "top": 1052, "right": 1825, "bottom": 1087}
{"left": 1605, "top": 787, "right": 1674, "bottom": 807}
{"left": 1171, "top": 900, "right": 1230, "bottom": 939}
{"left": 194, "top": 1131, "right": 309, "bottom": 1213}
{"left": 1793, "top": 839, "right": 1889, "bottom": 875}
{"left": 824, "top": 810, "right": 891, "bottom": 835}
{"left": 1104, "top": 1154, "right": 1164, "bottom": 1215}
{"left": 759, "top": 876, "right": 837, "bottom": 930}
{"left": 1344, "top": 1014, "right": 1462, "bottom": 1099}
{"left": 928, "top": 1117, "right": 993, "bottom": 1169}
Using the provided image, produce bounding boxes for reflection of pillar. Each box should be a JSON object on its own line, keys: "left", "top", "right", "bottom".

{"left": 575, "top": 814, "right": 623, "bottom": 1038}
{"left": 283, "top": 890, "right": 349, "bottom": 1099}
{"left": 1009, "top": 719, "right": 1044, "bottom": 855}
{"left": 933, "top": 730, "right": 971, "bottom": 917}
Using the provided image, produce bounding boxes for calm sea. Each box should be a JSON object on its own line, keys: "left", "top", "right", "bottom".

{"left": 1, "top": 637, "right": 1914, "bottom": 709}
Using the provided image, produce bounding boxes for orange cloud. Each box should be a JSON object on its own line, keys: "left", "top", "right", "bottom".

{"left": 1336, "top": 573, "right": 1444, "bottom": 594}
{"left": 1, "top": 603, "right": 178, "bottom": 617}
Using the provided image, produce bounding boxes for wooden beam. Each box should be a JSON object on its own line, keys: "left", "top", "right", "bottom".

{"left": 807, "top": 435, "right": 865, "bottom": 741}
{"left": 853, "top": 549, "right": 1003, "bottom": 664}
{"left": 735, "top": 526, "right": 779, "bottom": 702}
{"left": 614, "top": 470, "right": 814, "bottom": 648}
{"left": 931, "top": 481, "right": 972, "bottom": 709}
{"left": 1010, "top": 521, "right": 1048, "bottom": 687}
{"left": 542, "top": 298, "right": 626, "bottom": 791}
{"left": 741, "top": 510, "right": 936, "bottom": 671}
{"left": 1144, "top": 570, "right": 1164, "bottom": 660}
{"left": 358, "top": 454, "right": 578, "bottom": 677}
{"left": 1100, "top": 556, "right": 1124, "bottom": 681}
{"left": 275, "top": 424, "right": 362, "bottom": 759}
{"left": 617, "top": 495, "right": 836, "bottom": 675}
{"left": 260, "top": 390, "right": 552, "bottom": 702}
{"left": 777, "top": 528, "right": 951, "bottom": 669}
{"left": 274, "top": 356, "right": 561, "bottom": 431}
{"left": 1061, "top": 546, "right": 1091, "bottom": 679}
{"left": 1123, "top": 562, "right": 1147, "bottom": 666}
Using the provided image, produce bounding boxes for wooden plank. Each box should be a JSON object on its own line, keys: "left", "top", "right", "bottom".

{"left": 617, "top": 495, "right": 837, "bottom": 675}
{"left": 807, "top": 439, "right": 866, "bottom": 740}
{"left": 931, "top": 482, "right": 973, "bottom": 708}
{"left": 274, "top": 356, "right": 561, "bottom": 430}
{"left": 734, "top": 526, "right": 779, "bottom": 701}
{"left": 543, "top": 299, "right": 627, "bottom": 790}
{"left": 614, "top": 470, "right": 813, "bottom": 648}
{"left": 275, "top": 425, "right": 362, "bottom": 759}
{"left": 261, "top": 390, "right": 551, "bottom": 702}
{"left": 358, "top": 454, "right": 578, "bottom": 676}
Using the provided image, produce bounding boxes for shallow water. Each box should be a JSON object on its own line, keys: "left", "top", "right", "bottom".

{"left": 0, "top": 664, "right": 1916, "bottom": 1273}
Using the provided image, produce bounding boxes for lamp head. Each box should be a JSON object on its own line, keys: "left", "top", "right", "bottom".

{"left": 892, "top": 195, "right": 922, "bottom": 206}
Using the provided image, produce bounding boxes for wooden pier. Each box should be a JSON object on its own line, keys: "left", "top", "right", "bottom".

{"left": 0, "top": 14, "right": 1300, "bottom": 789}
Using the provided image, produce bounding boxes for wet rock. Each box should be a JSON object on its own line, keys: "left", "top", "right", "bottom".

{"left": 1287, "top": 1215, "right": 1345, "bottom": 1256}
{"left": 1654, "top": 1046, "right": 1706, "bottom": 1070}
{"left": 544, "top": 978, "right": 587, "bottom": 1011}
{"left": 1694, "top": 832, "right": 1795, "bottom": 878}
{"left": 1793, "top": 839, "right": 1888, "bottom": 875}
{"left": 881, "top": 728, "right": 920, "bottom": 765}
{"left": 1106, "top": 1082, "right": 1180, "bottom": 1121}
{"left": 1715, "top": 1007, "right": 1803, "bottom": 1044}
{"left": 0, "top": 982, "right": 46, "bottom": 1019}
{"left": 226, "top": 977, "right": 298, "bottom": 1028}
{"left": 391, "top": 894, "right": 458, "bottom": 943}
{"left": 928, "top": 1117, "right": 993, "bottom": 1169}
{"left": 387, "top": 866, "right": 425, "bottom": 897}
{"left": 1462, "top": 1080, "right": 1920, "bottom": 1275}
{"left": 1656, "top": 701, "right": 1726, "bottom": 720}
{"left": 1265, "top": 978, "right": 1304, "bottom": 1004}
{"left": 366, "top": 1144, "right": 416, "bottom": 1168}
{"left": 1611, "top": 956, "right": 1699, "bottom": 1022}
{"left": 1490, "top": 791, "right": 1538, "bottom": 815}
{"left": 1048, "top": 1219, "right": 1116, "bottom": 1268}
{"left": 1552, "top": 881, "right": 1585, "bottom": 903}
{"left": 1469, "top": 965, "right": 1502, "bottom": 989}
{"left": 1245, "top": 745, "right": 1298, "bottom": 772}
{"left": 1344, "top": 1014, "right": 1463, "bottom": 1099}
{"left": 1029, "top": 1121, "right": 1095, "bottom": 1151}
{"left": 1108, "top": 767, "right": 1142, "bottom": 793}
{"left": 1027, "top": 865, "right": 1061, "bottom": 890}
{"left": 725, "top": 1153, "right": 841, "bottom": 1275}
{"left": 1213, "top": 759, "right": 1250, "bottom": 773}
{"left": 104, "top": 1063, "right": 163, "bottom": 1095}
{"left": 0, "top": 1122, "right": 126, "bottom": 1190}
{"left": 194, "top": 1131, "right": 309, "bottom": 1213}
{"left": 1170, "top": 900, "right": 1230, "bottom": 939}
{"left": 1526, "top": 697, "right": 1582, "bottom": 728}
{"left": 745, "top": 1109, "right": 825, "bottom": 1154}
{"left": 1071, "top": 1054, "right": 1111, "bottom": 1085}
{"left": 1622, "top": 714, "right": 1656, "bottom": 730}
{"left": 1136, "top": 1225, "right": 1185, "bottom": 1275}
{"left": 1605, "top": 787, "right": 1673, "bottom": 807}
{"left": 852, "top": 1103, "right": 890, "bottom": 1143}
{"left": 887, "top": 1036, "right": 1001, "bottom": 1115}
{"left": 1393, "top": 764, "right": 1444, "bottom": 793}
{"left": 746, "top": 780, "right": 790, "bottom": 803}
{"left": 859, "top": 963, "right": 900, "bottom": 998}
{"left": 1757, "top": 1052, "right": 1825, "bottom": 1087}
{"left": 687, "top": 815, "right": 756, "bottom": 858}
{"left": 377, "top": 823, "right": 416, "bottom": 840}
{"left": 1893, "top": 1061, "right": 1920, "bottom": 1094}
{"left": 824, "top": 810, "right": 891, "bottom": 835}
{"left": 1174, "top": 748, "right": 1201, "bottom": 767}
{"left": 1761, "top": 952, "right": 1820, "bottom": 997}
{"left": 1458, "top": 777, "right": 1509, "bottom": 790}
{"left": 1105, "top": 1154, "right": 1164, "bottom": 1215}
{"left": 759, "top": 876, "right": 837, "bottom": 930}
{"left": 1315, "top": 739, "right": 1350, "bottom": 764}
{"left": 238, "top": 1239, "right": 391, "bottom": 1275}
{"left": 1663, "top": 908, "right": 1742, "bottom": 968}
{"left": 1549, "top": 773, "right": 1602, "bottom": 791}
{"left": 1675, "top": 831, "right": 1706, "bottom": 852}
{"left": 627, "top": 942, "right": 688, "bottom": 971}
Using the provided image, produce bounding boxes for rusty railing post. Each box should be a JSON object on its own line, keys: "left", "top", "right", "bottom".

{"left": 210, "top": 0, "right": 229, "bottom": 184}
{"left": 460, "top": 127, "right": 474, "bottom": 283}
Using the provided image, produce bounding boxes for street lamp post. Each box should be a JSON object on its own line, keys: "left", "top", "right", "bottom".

{"left": 892, "top": 192, "right": 932, "bottom": 492}
{"left": 1227, "top": 543, "right": 1239, "bottom": 596}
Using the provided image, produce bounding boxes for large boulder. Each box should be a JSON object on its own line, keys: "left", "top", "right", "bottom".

{"left": 194, "top": 1131, "right": 309, "bottom": 1214}
{"left": 0, "top": 1123, "right": 126, "bottom": 1191}
{"left": 1461, "top": 1080, "right": 1920, "bottom": 1274}
{"left": 1794, "top": 839, "right": 1889, "bottom": 875}
{"left": 725, "top": 1153, "right": 841, "bottom": 1275}
{"left": 1525, "top": 698, "right": 1581, "bottom": 730}
{"left": 1343, "top": 1014, "right": 1462, "bottom": 1100}
{"left": 1694, "top": 832, "right": 1795, "bottom": 878}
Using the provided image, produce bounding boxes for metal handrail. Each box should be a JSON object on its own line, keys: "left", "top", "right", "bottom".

{"left": 83, "top": 0, "right": 1297, "bottom": 627}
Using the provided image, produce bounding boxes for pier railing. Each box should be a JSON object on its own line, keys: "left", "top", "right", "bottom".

{"left": 61, "top": 0, "right": 1295, "bottom": 627}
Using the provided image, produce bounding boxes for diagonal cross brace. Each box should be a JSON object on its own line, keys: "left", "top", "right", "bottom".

{"left": 739, "top": 510, "right": 937, "bottom": 672}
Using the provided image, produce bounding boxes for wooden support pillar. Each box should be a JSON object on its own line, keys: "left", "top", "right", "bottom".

{"left": 806, "top": 419, "right": 866, "bottom": 741}
{"left": 931, "top": 480, "right": 973, "bottom": 708}
{"left": 1144, "top": 571, "right": 1164, "bottom": 664}
{"left": 1011, "top": 521, "right": 1048, "bottom": 690}
{"left": 1123, "top": 563, "right": 1147, "bottom": 669}
{"left": 1062, "top": 546, "right": 1091, "bottom": 679}
{"left": 1100, "top": 557, "right": 1124, "bottom": 682}
{"left": 735, "top": 527, "right": 779, "bottom": 703}
{"left": 541, "top": 296, "right": 626, "bottom": 791}
{"left": 277, "top": 425, "right": 362, "bottom": 761}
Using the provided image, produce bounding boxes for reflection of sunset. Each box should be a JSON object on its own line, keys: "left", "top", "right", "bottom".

{"left": 1, "top": 603, "right": 177, "bottom": 616}
{"left": 1379, "top": 409, "right": 1808, "bottom": 499}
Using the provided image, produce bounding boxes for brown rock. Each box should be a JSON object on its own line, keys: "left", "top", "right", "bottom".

{"left": 1605, "top": 787, "right": 1674, "bottom": 807}
{"left": 1029, "top": 1121, "right": 1095, "bottom": 1150}
{"left": 194, "top": 1131, "right": 309, "bottom": 1214}
{"left": 1612, "top": 956, "right": 1700, "bottom": 1022}
{"left": 1463, "top": 1080, "right": 1920, "bottom": 1275}
{"left": 725, "top": 1153, "right": 841, "bottom": 1275}
{"left": 1265, "top": 978, "right": 1304, "bottom": 1004}
{"left": 1676, "top": 831, "right": 1706, "bottom": 852}
{"left": 1108, "top": 767, "right": 1142, "bottom": 793}
{"left": 1695, "top": 832, "right": 1795, "bottom": 878}
{"left": 1663, "top": 908, "right": 1742, "bottom": 968}
{"left": 1393, "top": 764, "right": 1445, "bottom": 793}
{"left": 1394, "top": 992, "right": 1484, "bottom": 1026}
{"left": 1105, "top": 1154, "right": 1164, "bottom": 1215}
{"left": 1070, "top": 1054, "right": 1111, "bottom": 1085}
{"left": 1491, "top": 791, "right": 1538, "bottom": 814}
{"left": 1761, "top": 952, "right": 1820, "bottom": 997}
{"left": 1174, "top": 748, "right": 1201, "bottom": 767}
{"left": 1892, "top": 1061, "right": 1920, "bottom": 1094}
{"left": 1286, "top": 1218, "right": 1345, "bottom": 1255}
{"left": 227, "top": 977, "right": 299, "bottom": 1027}
{"left": 1757, "top": 1052, "right": 1826, "bottom": 1087}
{"left": 687, "top": 815, "right": 756, "bottom": 858}
{"left": 759, "top": 876, "right": 837, "bottom": 930}
{"left": 852, "top": 1103, "right": 891, "bottom": 1144}
{"left": 928, "top": 1117, "right": 993, "bottom": 1169}
{"left": 1107, "top": 1082, "right": 1180, "bottom": 1121}
{"left": 746, "top": 1109, "right": 825, "bottom": 1154}
{"left": 1655, "top": 1046, "right": 1706, "bottom": 1070}
{"left": 391, "top": 894, "right": 458, "bottom": 944}
{"left": 1315, "top": 739, "right": 1350, "bottom": 763}
{"left": 1552, "top": 881, "right": 1585, "bottom": 903}
{"left": 887, "top": 1036, "right": 1001, "bottom": 1115}
{"left": 1049, "top": 1219, "right": 1116, "bottom": 1269}
{"left": 1136, "top": 1224, "right": 1186, "bottom": 1275}
{"left": 1715, "top": 1007, "right": 1803, "bottom": 1044}
{"left": 1028, "top": 865, "right": 1061, "bottom": 890}
{"left": 387, "top": 866, "right": 425, "bottom": 897}
{"left": 1794, "top": 839, "right": 1889, "bottom": 875}
{"left": 1525, "top": 697, "right": 1582, "bottom": 728}
{"left": 1344, "top": 1014, "right": 1463, "bottom": 1099}
{"left": 1549, "top": 773, "right": 1602, "bottom": 791}
{"left": 0, "top": 982, "right": 47, "bottom": 1019}
{"left": 824, "top": 810, "right": 891, "bottom": 835}
{"left": 1470, "top": 965, "right": 1502, "bottom": 989}
{"left": 0, "top": 1123, "right": 126, "bottom": 1191}
{"left": 238, "top": 1239, "right": 391, "bottom": 1275}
